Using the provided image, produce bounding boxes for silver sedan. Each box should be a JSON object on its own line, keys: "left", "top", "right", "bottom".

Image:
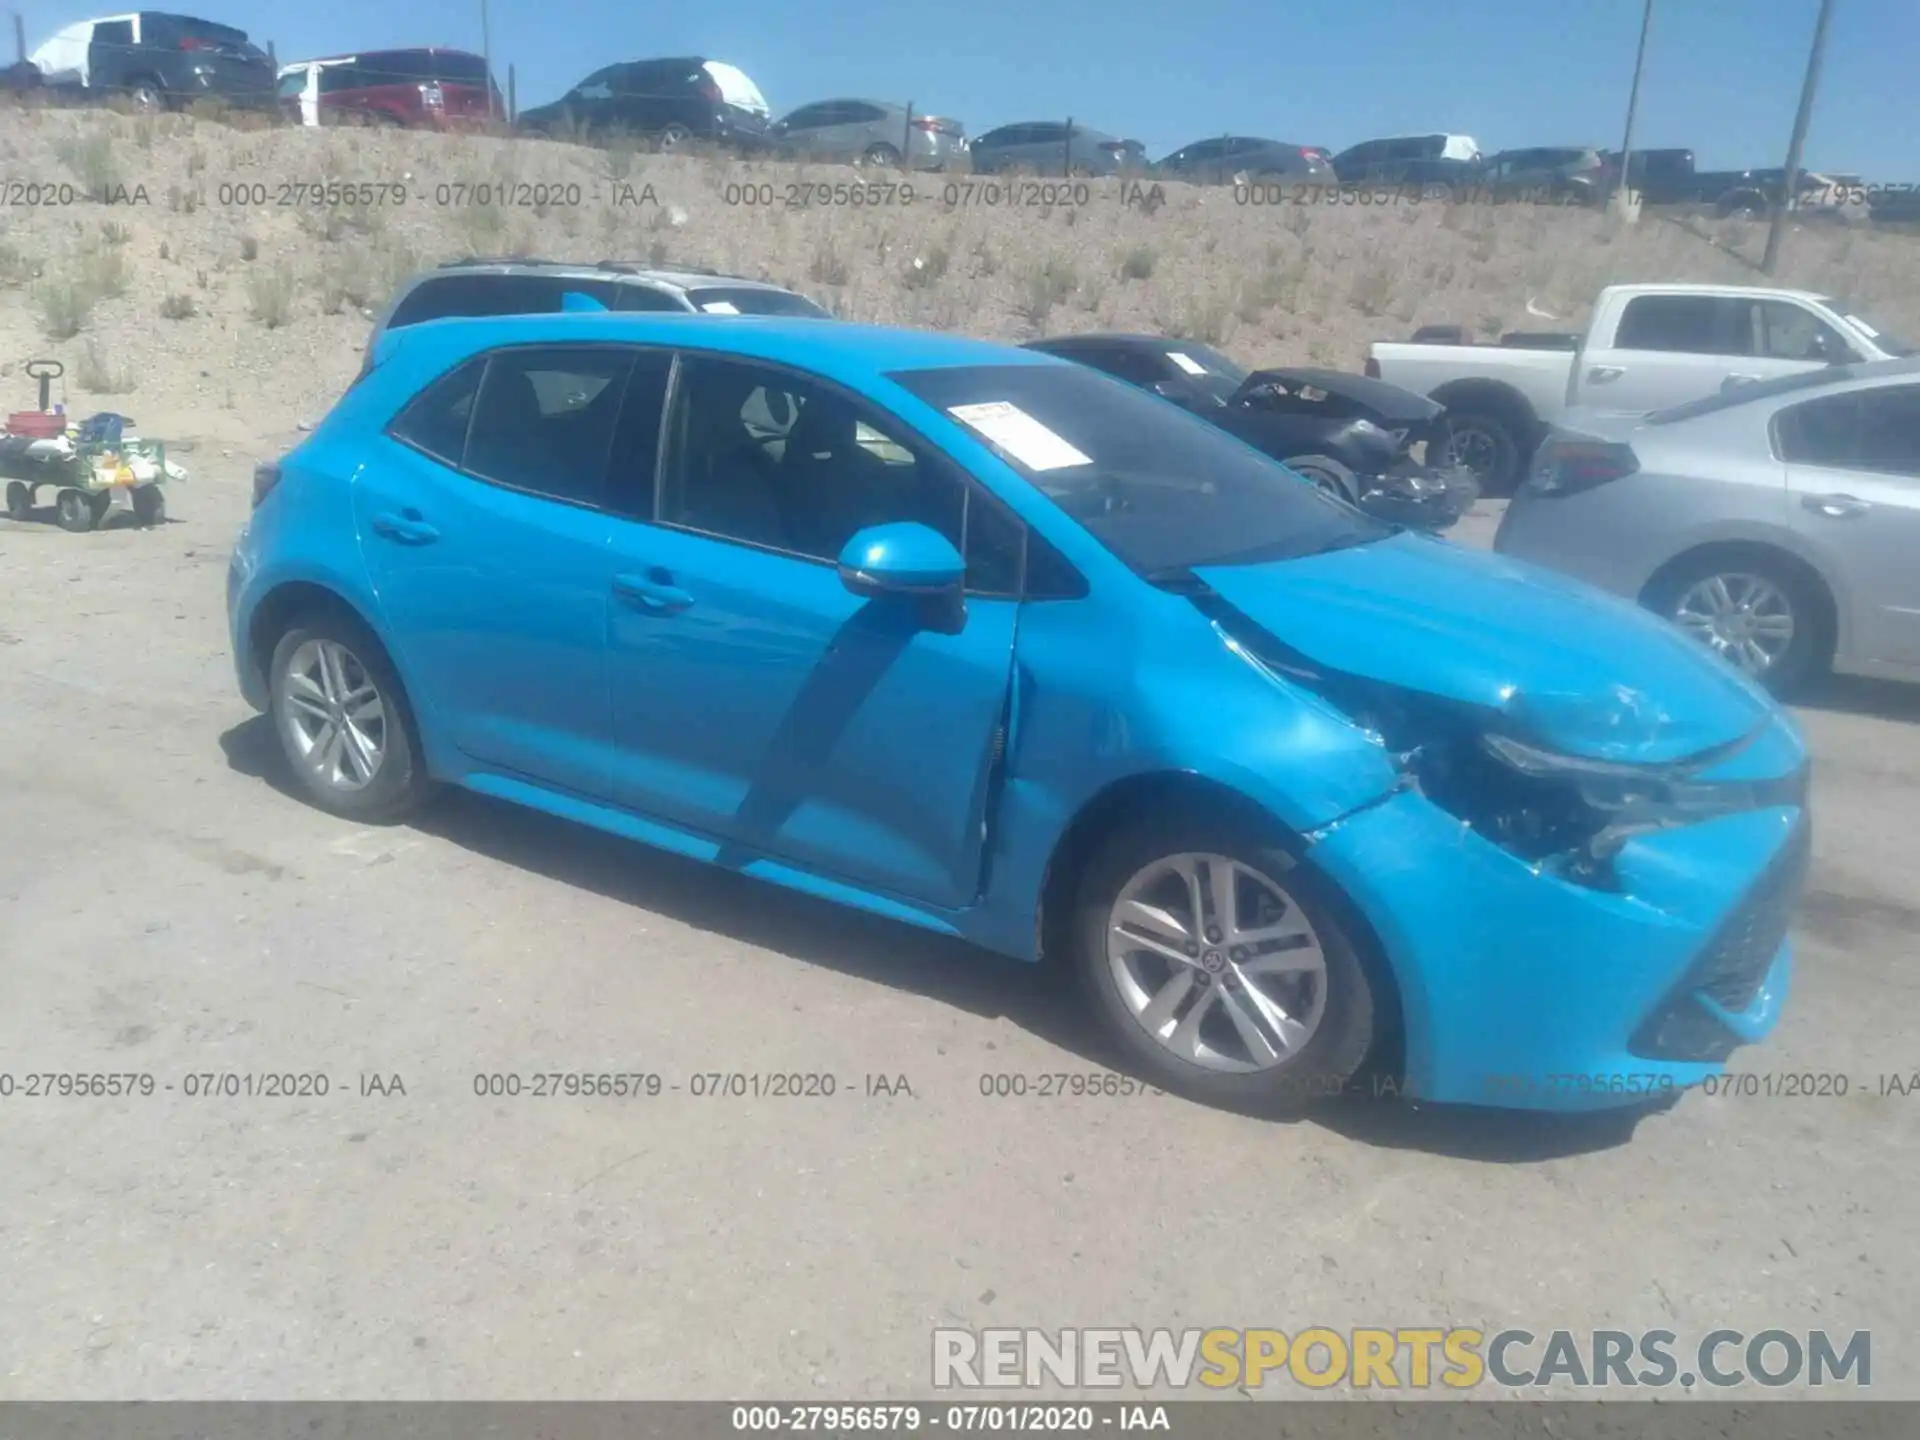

{"left": 1492, "top": 355, "right": 1920, "bottom": 695}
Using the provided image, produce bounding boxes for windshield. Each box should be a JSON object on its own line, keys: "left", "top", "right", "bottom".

{"left": 1818, "top": 298, "right": 1913, "bottom": 356}
{"left": 889, "top": 363, "right": 1392, "bottom": 574}
{"left": 685, "top": 286, "right": 831, "bottom": 318}
{"left": 1158, "top": 342, "right": 1248, "bottom": 404}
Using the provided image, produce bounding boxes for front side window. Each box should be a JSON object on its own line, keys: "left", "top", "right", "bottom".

{"left": 890, "top": 363, "right": 1390, "bottom": 576}
{"left": 658, "top": 356, "right": 1022, "bottom": 593}
{"left": 1754, "top": 301, "right": 1851, "bottom": 362}
{"left": 1778, "top": 385, "right": 1920, "bottom": 477}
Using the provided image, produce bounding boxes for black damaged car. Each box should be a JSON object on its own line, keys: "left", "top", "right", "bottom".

{"left": 1022, "top": 333, "right": 1478, "bottom": 530}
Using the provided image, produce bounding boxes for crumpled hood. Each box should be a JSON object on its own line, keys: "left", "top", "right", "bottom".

{"left": 1231, "top": 366, "right": 1443, "bottom": 424}
{"left": 1194, "top": 532, "right": 1778, "bottom": 766}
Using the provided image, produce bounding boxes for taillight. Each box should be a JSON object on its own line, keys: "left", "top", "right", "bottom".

{"left": 251, "top": 460, "right": 283, "bottom": 509}
{"left": 911, "top": 116, "right": 942, "bottom": 132}
{"left": 1364, "top": 357, "right": 1381, "bottom": 378}
{"left": 1528, "top": 438, "right": 1638, "bottom": 496}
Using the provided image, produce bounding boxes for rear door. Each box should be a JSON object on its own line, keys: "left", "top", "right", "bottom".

{"left": 355, "top": 346, "right": 639, "bottom": 793}
{"left": 87, "top": 17, "right": 137, "bottom": 91}
{"left": 1779, "top": 383, "right": 1920, "bottom": 668}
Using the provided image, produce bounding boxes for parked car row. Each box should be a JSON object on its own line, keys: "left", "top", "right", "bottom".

{"left": 13, "top": 14, "right": 1891, "bottom": 201}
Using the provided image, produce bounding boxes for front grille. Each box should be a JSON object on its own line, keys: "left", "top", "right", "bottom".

{"left": 1629, "top": 815, "right": 1809, "bottom": 1061}
{"left": 1695, "top": 819, "right": 1811, "bottom": 1010}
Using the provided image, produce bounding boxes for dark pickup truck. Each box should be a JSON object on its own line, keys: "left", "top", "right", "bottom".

{"left": 1603, "top": 150, "right": 1856, "bottom": 216}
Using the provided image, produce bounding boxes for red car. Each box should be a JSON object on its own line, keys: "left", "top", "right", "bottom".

{"left": 277, "top": 47, "right": 501, "bottom": 128}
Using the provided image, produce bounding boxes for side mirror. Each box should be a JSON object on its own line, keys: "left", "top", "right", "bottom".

{"left": 836, "top": 522, "right": 964, "bottom": 598}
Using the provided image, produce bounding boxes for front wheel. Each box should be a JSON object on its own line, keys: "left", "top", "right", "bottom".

{"left": 55, "top": 488, "right": 95, "bottom": 532}
{"left": 4, "top": 480, "right": 29, "bottom": 521}
{"left": 1073, "top": 818, "right": 1378, "bottom": 1114}
{"left": 656, "top": 123, "right": 693, "bottom": 152}
{"left": 268, "top": 612, "right": 431, "bottom": 821}
{"left": 859, "top": 143, "right": 900, "bottom": 168}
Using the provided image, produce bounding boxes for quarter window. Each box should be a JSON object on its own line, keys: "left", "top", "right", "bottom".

{"left": 389, "top": 358, "right": 485, "bottom": 466}
{"left": 461, "top": 348, "right": 634, "bottom": 505}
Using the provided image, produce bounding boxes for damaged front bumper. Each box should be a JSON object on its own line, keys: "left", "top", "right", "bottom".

{"left": 1307, "top": 777, "right": 1805, "bottom": 1111}
{"left": 1356, "top": 460, "right": 1480, "bottom": 532}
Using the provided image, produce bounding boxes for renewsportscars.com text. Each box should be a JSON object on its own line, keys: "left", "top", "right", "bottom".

{"left": 931, "top": 1327, "right": 1872, "bottom": 1391}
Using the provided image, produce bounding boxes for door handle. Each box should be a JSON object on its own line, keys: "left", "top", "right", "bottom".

{"left": 1801, "top": 492, "right": 1871, "bottom": 519}
{"left": 370, "top": 510, "right": 440, "bottom": 545}
{"left": 612, "top": 571, "right": 694, "bottom": 614}
{"left": 1720, "top": 373, "right": 1763, "bottom": 391}
{"left": 1586, "top": 365, "right": 1625, "bottom": 383}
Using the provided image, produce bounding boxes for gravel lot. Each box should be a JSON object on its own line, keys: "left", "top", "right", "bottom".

{"left": 3, "top": 460, "right": 1917, "bottom": 1400}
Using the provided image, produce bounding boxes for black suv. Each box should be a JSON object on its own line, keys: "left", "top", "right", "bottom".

{"left": 515, "top": 57, "right": 771, "bottom": 150}
{"left": 28, "top": 11, "right": 274, "bottom": 110}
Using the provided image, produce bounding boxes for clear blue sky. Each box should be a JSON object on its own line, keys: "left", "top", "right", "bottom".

{"left": 17, "top": 0, "right": 1917, "bottom": 178}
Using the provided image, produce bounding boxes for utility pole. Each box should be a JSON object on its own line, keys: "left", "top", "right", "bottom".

{"left": 1763, "top": 0, "right": 1837, "bottom": 273}
{"left": 480, "top": 0, "right": 494, "bottom": 118}
{"left": 1613, "top": 0, "right": 1655, "bottom": 212}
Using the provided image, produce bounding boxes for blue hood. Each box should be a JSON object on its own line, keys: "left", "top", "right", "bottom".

{"left": 1193, "top": 532, "right": 1779, "bottom": 766}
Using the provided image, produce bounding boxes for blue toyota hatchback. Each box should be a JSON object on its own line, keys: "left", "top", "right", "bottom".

{"left": 228, "top": 313, "right": 1811, "bottom": 1114}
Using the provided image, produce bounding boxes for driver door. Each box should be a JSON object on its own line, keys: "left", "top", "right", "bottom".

{"left": 600, "top": 353, "right": 1024, "bottom": 911}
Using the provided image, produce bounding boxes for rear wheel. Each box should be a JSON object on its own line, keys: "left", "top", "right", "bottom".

{"left": 55, "top": 488, "right": 94, "bottom": 532}
{"left": 656, "top": 123, "right": 693, "bottom": 152}
{"left": 1443, "top": 410, "right": 1524, "bottom": 495}
{"left": 268, "top": 611, "right": 431, "bottom": 822}
{"left": 4, "top": 480, "right": 29, "bottom": 520}
{"left": 126, "top": 77, "right": 165, "bottom": 111}
{"left": 1646, "top": 552, "right": 1828, "bottom": 696}
{"left": 1073, "top": 816, "right": 1378, "bottom": 1114}
{"left": 860, "top": 142, "right": 900, "bottom": 168}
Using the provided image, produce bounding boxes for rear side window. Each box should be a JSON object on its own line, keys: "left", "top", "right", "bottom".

{"left": 390, "top": 358, "right": 486, "bottom": 465}
{"left": 1614, "top": 295, "right": 1747, "bottom": 356}
{"left": 386, "top": 274, "right": 626, "bottom": 328}
{"left": 616, "top": 285, "right": 689, "bottom": 313}
{"left": 462, "top": 347, "right": 635, "bottom": 506}
{"left": 682, "top": 286, "right": 831, "bottom": 318}
{"left": 93, "top": 19, "right": 134, "bottom": 45}
{"left": 1777, "top": 386, "right": 1920, "bottom": 476}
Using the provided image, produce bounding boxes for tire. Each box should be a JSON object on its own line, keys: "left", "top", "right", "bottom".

{"left": 132, "top": 484, "right": 166, "bottom": 527}
{"left": 860, "top": 143, "right": 900, "bottom": 168}
{"left": 126, "top": 78, "right": 165, "bottom": 111}
{"left": 1283, "top": 453, "right": 1361, "bottom": 504}
{"left": 656, "top": 123, "right": 693, "bottom": 153}
{"left": 1072, "top": 814, "right": 1378, "bottom": 1115}
{"left": 4, "top": 480, "right": 29, "bottom": 521}
{"left": 267, "top": 610, "right": 431, "bottom": 822}
{"left": 1644, "top": 552, "right": 1829, "bottom": 697}
{"left": 55, "top": 488, "right": 95, "bottom": 532}
{"left": 86, "top": 490, "right": 113, "bottom": 527}
{"left": 1442, "top": 410, "right": 1524, "bottom": 495}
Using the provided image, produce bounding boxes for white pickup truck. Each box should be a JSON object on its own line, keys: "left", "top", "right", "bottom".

{"left": 1366, "top": 283, "right": 1909, "bottom": 491}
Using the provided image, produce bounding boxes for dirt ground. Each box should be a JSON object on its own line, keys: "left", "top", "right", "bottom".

{"left": 3, "top": 108, "right": 1920, "bottom": 1403}
{"left": 2, "top": 460, "right": 1919, "bottom": 1399}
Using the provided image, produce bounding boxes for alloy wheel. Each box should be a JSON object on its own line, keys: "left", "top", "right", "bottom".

{"left": 1105, "top": 853, "right": 1329, "bottom": 1074}
{"left": 279, "top": 637, "right": 388, "bottom": 792}
{"left": 1448, "top": 425, "right": 1501, "bottom": 484}
{"left": 1672, "top": 572, "right": 1796, "bottom": 676}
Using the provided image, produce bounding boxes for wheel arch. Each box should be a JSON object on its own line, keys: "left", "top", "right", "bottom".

{"left": 1033, "top": 769, "right": 1407, "bottom": 1079}
{"left": 1430, "top": 377, "right": 1540, "bottom": 438}
{"left": 1638, "top": 537, "right": 1843, "bottom": 665}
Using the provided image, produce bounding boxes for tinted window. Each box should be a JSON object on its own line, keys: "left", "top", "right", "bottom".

{"left": 1027, "top": 123, "right": 1066, "bottom": 143}
{"left": 318, "top": 65, "right": 366, "bottom": 94}
{"left": 781, "top": 103, "right": 828, "bottom": 129}
{"left": 429, "top": 52, "right": 490, "bottom": 83}
{"left": 357, "top": 51, "right": 433, "bottom": 83}
{"left": 1615, "top": 295, "right": 1748, "bottom": 356}
{"left": 616, "top": 284, "right": 690, "bottom": 312}
{"left": 845, "top": 101, "right": 887, "bottom": 123}
{"left": 600, "top": 350, "right": 677, "bottom": 516}
{"left": 389, "top": 358, "right": 485, "bottom": 465}
{"left": 682, "top": 286, "right": 831, "bottom": 318}
{"left": 1778, "top": 386, "right": 1920, "bottom": 476}
{"left": 93, "top": 20, "right": 134, "bottom": 45}
{"left": 462, "top": 347, "right": 634, "bottom": 505}
{"left": 1079, "top": 347, "right": 1169, "bottom": 388}
{"left": 889, "top": 364, "right": 1390, "bottom": 575}
{"left": 660, "top": 357, "right": 1019, "bottom": 592}
{"left": 387, "top": 274, "right": 626, "bottom": 328}
{"left": 1756, "top": 301, "right": 1850, "bottom": 362}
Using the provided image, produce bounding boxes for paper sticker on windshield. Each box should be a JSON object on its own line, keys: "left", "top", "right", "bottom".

{"left": 947, "top": 401, "right": 1092, "bottom": 471}
{"left": 1167, "top": 351, "right": 1208, "bottom": 376}
{"left": 699, "top": 300, "right": 741, "bottom": 315}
